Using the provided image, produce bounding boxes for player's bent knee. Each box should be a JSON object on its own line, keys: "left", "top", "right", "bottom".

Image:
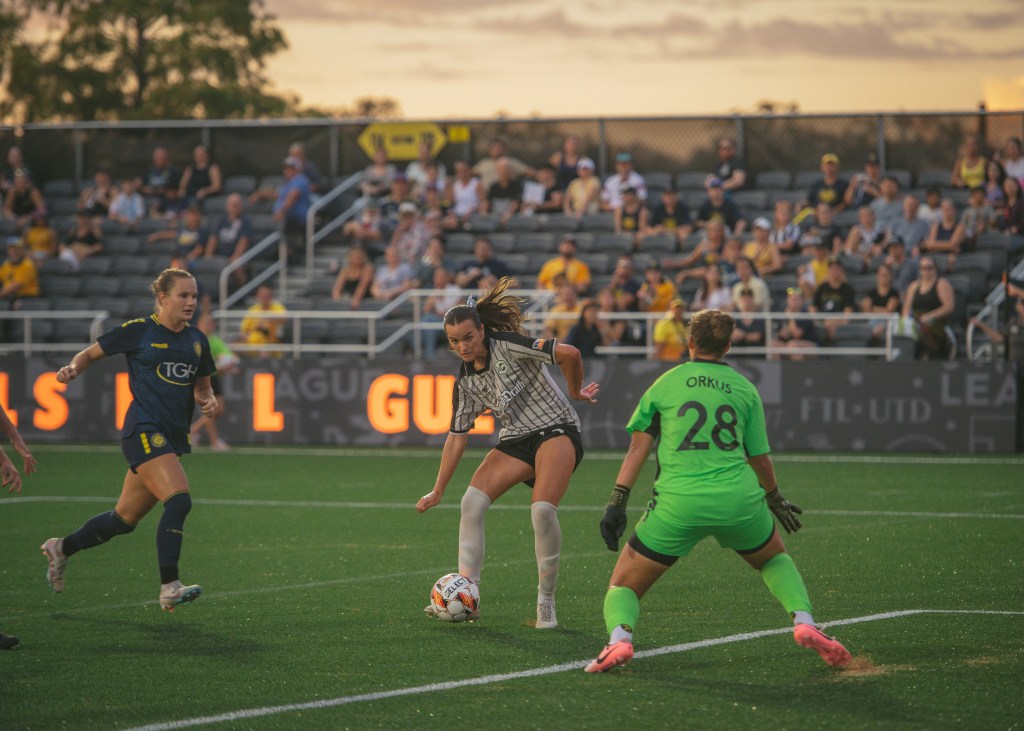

{"left": 461, "top": 486, "right": 492, "bottom": 518}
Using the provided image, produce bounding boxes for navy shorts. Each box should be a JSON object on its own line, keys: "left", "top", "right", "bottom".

{"left": 494, "top": 424, "right": 584, "bottom": 487}
{"left": 121, "top": 425, "right": 182, "bottom": 472}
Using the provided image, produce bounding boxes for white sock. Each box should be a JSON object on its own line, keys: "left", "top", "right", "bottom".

{"left": 793, "top": 610, "right": 816, "bottom": 626}
{"left": 531, "top": 501, "right": 561, "bottom": 596}
{"left": 458, "top": 486, "right": 491, "bottom": 584}
{"left": 610, "top": 625, "right": 633, "bottom": 644}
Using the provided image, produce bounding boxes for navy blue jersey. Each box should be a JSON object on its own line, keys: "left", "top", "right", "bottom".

{"left": 98, "top": 315, "right": 216, "bottom": 450}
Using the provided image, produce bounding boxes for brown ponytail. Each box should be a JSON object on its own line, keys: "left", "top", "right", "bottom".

{"left": 443, "top": 276, "right": 528, "bottom": 336}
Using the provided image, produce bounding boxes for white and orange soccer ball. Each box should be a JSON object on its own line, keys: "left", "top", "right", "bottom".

{"left": 429, "top": 573, "right": 480, "bottom": 622}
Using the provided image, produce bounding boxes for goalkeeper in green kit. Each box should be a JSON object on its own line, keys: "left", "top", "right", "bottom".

{"left": 585, "top": 309, "right": 851, "bottom": 673}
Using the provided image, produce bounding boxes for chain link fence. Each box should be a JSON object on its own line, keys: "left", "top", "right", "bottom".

{"left": 5, "top": 110, "right": 1022, "bottom": 192}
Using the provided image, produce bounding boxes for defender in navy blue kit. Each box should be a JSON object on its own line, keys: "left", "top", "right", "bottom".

{"left": 40, "top": 268, "right": 219, "bottom": 612}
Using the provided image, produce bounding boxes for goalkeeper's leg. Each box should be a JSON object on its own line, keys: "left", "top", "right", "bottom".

{"left": 740, "top": 528, "right": 851, "bottom": 668}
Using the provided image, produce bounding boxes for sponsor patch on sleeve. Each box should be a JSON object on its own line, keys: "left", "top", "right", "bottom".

{"left": 531, "top": 338, "right": 546, "bottom": 351}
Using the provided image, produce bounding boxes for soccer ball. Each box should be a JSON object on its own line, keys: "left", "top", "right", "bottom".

{"left": 430, "top": 573, "right": 480, "bottom": 622}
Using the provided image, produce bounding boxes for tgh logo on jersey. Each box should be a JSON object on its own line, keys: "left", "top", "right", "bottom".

{"left": 156, "top": 362, "right": 198, "bottom": 386}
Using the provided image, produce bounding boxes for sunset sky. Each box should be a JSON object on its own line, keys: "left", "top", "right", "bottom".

{"left": 262, "top": 0, "right": 1024, "bottom": 119}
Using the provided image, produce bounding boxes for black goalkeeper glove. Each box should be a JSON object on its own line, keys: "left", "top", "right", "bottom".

{"left": 600, "top": 485, "right": 630, "bottom": 551}
{"left": 765, "top": 487, "right": 803, "bottom": 534}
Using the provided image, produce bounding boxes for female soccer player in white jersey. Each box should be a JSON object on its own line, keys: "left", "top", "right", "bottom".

{"left": 416, "top": 276, "right": 600, "bottom": 628}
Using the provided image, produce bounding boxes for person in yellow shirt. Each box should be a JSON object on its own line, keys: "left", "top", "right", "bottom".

{"left": 536, "top": 236, "right": 592, "bottom": 295}
{"left": 23, "top": 213, "right": 58, "bottom": 262}
{"left": 0, "top": 238, "right": 40, "bottom": 303}
{"left": 637, "top": 262, "right": 678, "bottom": 313}
{"left": 652, "top": 298, "right": 688, "bottom": 361}
{"left": 542, "top": 283, "right": 583, "bottom": 341}
{"left": 240, "top": 283, "right": 288, "bottom": 354}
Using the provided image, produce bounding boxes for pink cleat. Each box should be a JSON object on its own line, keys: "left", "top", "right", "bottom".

{"left": 584, "top": 640, "right": 634, "bottom": 673}
{"left": 794, "top": 623, "right": 852, "bottom": 667}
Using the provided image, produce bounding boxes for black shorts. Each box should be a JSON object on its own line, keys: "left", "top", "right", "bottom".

{"left": 494, "top": 424, "right": 584, "bottom": 487}
{"left": 121, "top": 425, "right": 182, "bottom": 473}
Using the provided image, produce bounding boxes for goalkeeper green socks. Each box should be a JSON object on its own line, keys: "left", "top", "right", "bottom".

{"left": 603, "top": 585, "right": 640, "bottom": 636}
{"left": 760, "top": 552, "right": 812, "bottom": 615}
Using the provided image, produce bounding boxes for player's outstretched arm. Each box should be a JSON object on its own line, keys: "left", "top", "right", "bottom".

{"left": 600, "top": 430, "right": 655, "bottom": 551}
{"left": 554, "top": 342, "right": 599, "bottom": 403}
{"left": 417, "top": 432, "right": 468, "bottom": 513}
{"left": 56, "top": 343, "right": 106, "bottom": 384}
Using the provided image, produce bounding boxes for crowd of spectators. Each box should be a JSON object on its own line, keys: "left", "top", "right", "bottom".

{"left": 3, "top": 130, "right": 1023, "bottom": 360}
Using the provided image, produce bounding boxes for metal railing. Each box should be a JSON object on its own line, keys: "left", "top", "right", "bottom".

{"left": 218, "top": 230, "right": 285, "bottom": 309}
{"left": 304, "top": 173, "right": 363, "bottom": 283}
{"left": 211, "top": 288, "right": 905, "bottom": 361}
{"left": 966, "top": 257, "right": 1024, "bottom": 361}
{"left": 0, "top": 311, "right": 108, "bottom": 355}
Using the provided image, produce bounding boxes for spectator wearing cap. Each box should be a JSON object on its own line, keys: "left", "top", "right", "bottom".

{"left": 642, "top": 186, "right": 693, "bottom": 246}
{"left": 869, "top": 176, "right": 904, "bottom": 231}
{"left": 249, "top": 155, "right": 311, "bottom": 260}
{"left": 473, "top": 138, "right": 534, "bottom": 193}
{"left": 288, "top": 142, "right": 324, "bottom": 195}
{"left": 810, "top": 257, "right": 856, "bottom": 343}
{"left": 844, "top": 153, "right": 884, "bottom": 209}
{"left": 743, "top": 216, "right": 783, "bottom": 276}
{"left": 614, "top": 186, "right": 648, "bottom": 248}
{"left": 730, "top": 256, "right": 769, "bottom": 311}
{"left": 563, "top": 157, "right": 601, "bottom": 218}
{"left": 536, "top": 236, "right": 592, "bottom": 295}
{"left": 797, "top": 237, "right": 833, "bottom": 299}
{"left": 771, "top": 287, "right": 820, "bottom": 360}
{"left": 881, "top": 235, "right": 919, "bottom": 294}
{"left": 390, "top": 201, "right": 429, "bottom": 264}
{"left": 696, "top": 177, "right": 746, "bottom": 235}
{"left": 804, "top": 153, "right": 849, "bottom": 214}
{"left": 601, "top": 152, "right": 647, "bottom": 211}
{"left": 707, "top": 138, "right": 747, "bottom": 193}
{"left": 637, "top": 261, "right": 678, "bottom": 313}
{"left": 361, "top": 146, "right": 398, "bottom": 199}
{"left": 917, "top": 186, "right": 944, "bottom": 227}
{"left": 481, "top": 157, "right": 522, "bottom": 226}
{"left": 653, "top": 298, "right": 689, "bottom": 361}
{"left": 888, "top": 194, "right": 931, "bottom": 255}
{"left": 0, "top": 237, "right": 39, "bottom": 306}
{"left": 799, "top": 202, "right": 844, "bottom": 254}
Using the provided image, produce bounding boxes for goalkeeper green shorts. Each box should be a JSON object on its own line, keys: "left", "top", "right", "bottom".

{"left": 632, "top": 494, "right": 775, "bottom": 563}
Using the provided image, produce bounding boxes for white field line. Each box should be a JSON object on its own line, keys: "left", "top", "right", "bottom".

{"left": 3, "top": 494, "right": 1023, "bottom": 520}
{"left": 122, "top": 608, "right": 1024, "bottom": 731}
{"left": 26, "top": 443, "right": 1024, "bottom": 465}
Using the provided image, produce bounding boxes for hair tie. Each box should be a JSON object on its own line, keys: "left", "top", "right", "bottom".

{"left": 466, "top": 295, "right": 478, "bottom": 309}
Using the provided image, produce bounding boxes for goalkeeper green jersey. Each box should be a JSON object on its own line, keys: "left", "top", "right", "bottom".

{"left": 626, "top": 358, "right": 770, "bottom": 523}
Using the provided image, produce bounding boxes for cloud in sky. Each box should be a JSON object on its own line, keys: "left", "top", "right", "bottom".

{"left": 263, "top": 0, "right": 1022, "bottom": 116}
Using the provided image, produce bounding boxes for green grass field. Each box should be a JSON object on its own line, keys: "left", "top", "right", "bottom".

{"left": 1, "top": 446, "right": 1022, "bottom": 731}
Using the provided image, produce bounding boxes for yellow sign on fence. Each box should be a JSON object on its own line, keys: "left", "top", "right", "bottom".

{"left": 357, "top": 123, "right": 448, "bottom": 161}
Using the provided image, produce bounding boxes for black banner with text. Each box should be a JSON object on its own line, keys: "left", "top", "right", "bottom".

{"left": 0, "top": 357, "right": 1018, "bottom": 453}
